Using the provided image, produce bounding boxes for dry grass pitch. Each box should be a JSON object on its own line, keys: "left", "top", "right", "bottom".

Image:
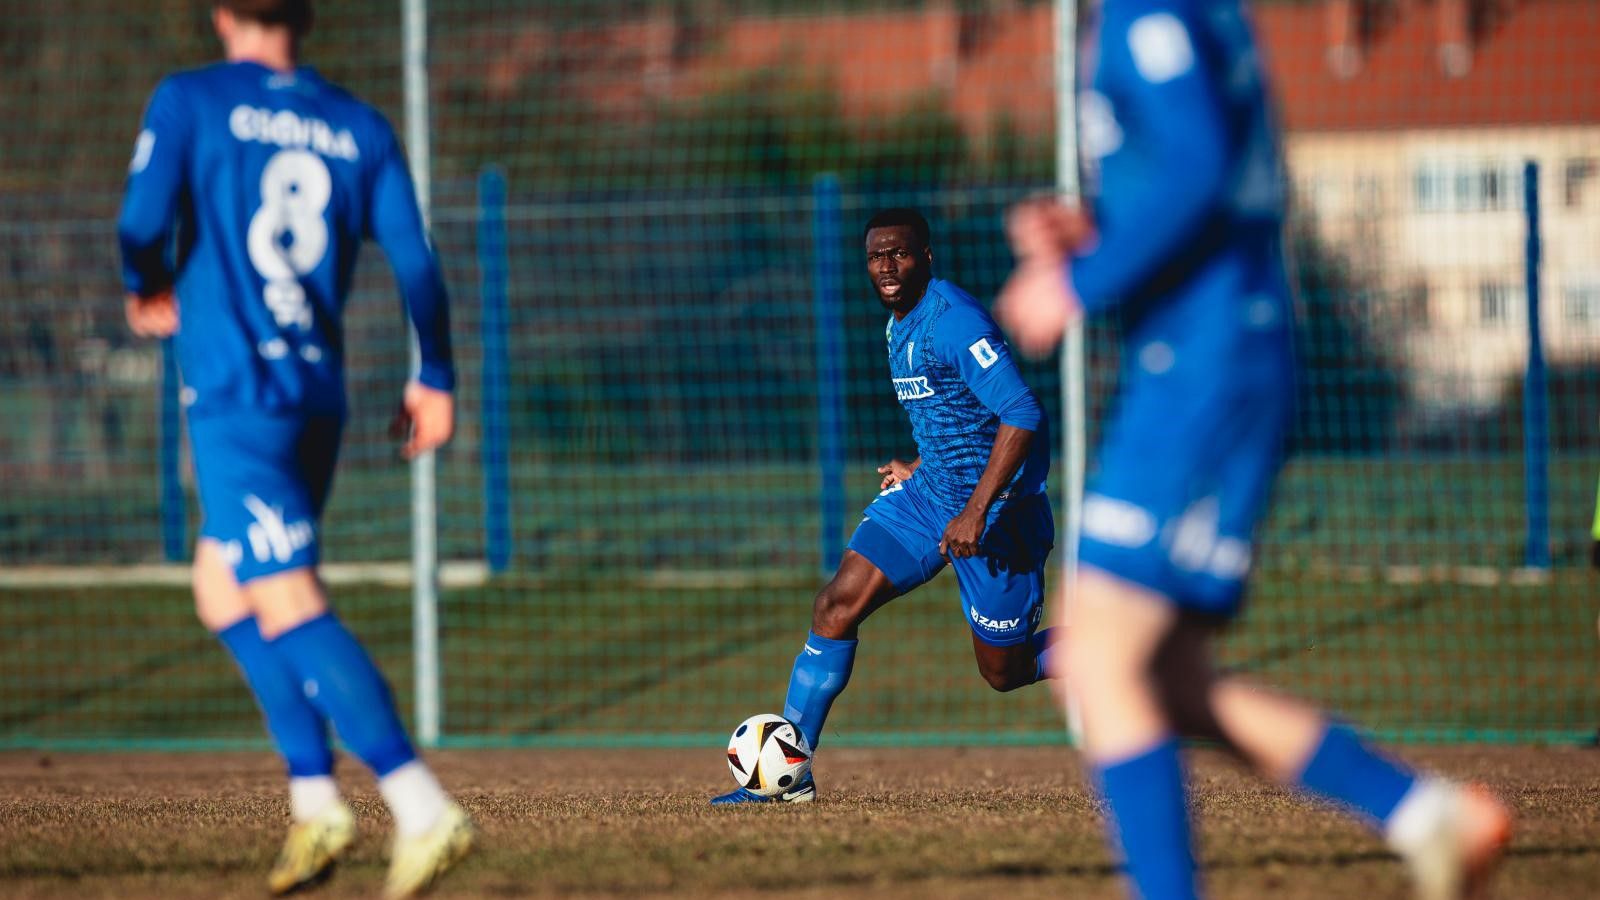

{"left": 2, "top": 745, "right": 1597, "bottom": 898}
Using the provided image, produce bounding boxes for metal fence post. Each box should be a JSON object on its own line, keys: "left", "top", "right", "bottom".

{"left": 1054, "top": 0, "right": 1084, "bottom": 743}
{"left": 478, "top": 167, "right": 511, "bottom": 573}
{"left": 402, "top": 0, "right": 441, "bottom": 746}
{"left": 159, "top": 339, "right": 185, "bottom": 562}
{"left": 813, "top": 174, "right": 845, "bottom": 575}
{"left": 1522, "top": 159, "right": 1550, "bottom": 569}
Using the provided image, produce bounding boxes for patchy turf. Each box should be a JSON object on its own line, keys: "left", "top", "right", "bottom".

{"left": 2, "top": 746, "right": 1597, "bottom": 898}
{"left": 6, "top": 567, "right": 1596, "bottom": 747}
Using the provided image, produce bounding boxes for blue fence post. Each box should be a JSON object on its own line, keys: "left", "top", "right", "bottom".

{"left": 478, "top": 167, "right": 512, "bottom": 573}
{"left": 1522, "top": 159, "right": 1550, "bottom": 570}
{"left": 159, "top": 338, "right": 184, "bottom": 562}
{"left": 813, "top": 174, "right": 846, "bottom": 574}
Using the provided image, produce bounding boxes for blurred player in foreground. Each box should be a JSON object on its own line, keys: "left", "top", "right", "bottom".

{"left": 118, "top": 1, "right": 472, "bottom": 895}
{"left": 994, "top": 0, "right": 1510, "bottom": 897}
{"left": 712, "top": 209, "right": 1057, "bottom": 803}
{"left": 1591, "top": 471, "right": 1599, "bottom": 569}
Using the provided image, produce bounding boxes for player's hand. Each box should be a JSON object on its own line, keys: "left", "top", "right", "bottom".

{"left": 939, "top": 507, "right": 986, "bottom": 560}
{"left": 1005, "top": 197, "right": 1095, "bottom": 261}
{"left": 878, "top": 458, "right": 918, "bottom": 490}
{"left": 125, "top": 290, "right": 178, "bottom": 338}
{"left": 391, "top": 381, "right": 455, "bottom": 460}
{"left": 995, "top": 257, "right": 1081, "bottom": 359}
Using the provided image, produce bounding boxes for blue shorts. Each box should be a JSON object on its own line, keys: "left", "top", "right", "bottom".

{"left": 188, "top": 414, "right": 343, "bottom": 584}
{"left": 847, "top": 475, "right": 1054, "bottom": 646}
{"left": 1079, "top": 324, "right": 1293, "bottom": 617}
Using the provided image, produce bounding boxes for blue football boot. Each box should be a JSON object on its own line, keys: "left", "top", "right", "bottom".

{"left": 710, "top": 773, "right": 817, "bottom": 805}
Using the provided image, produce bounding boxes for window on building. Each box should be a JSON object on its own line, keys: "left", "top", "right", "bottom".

{"left": 1564, "top": 281, "right": 1600, "bottom": 326}
{"left": 1479, "top": 281, "right": 1519, "bottom": 326}
{"left": 1480, "top": 167, "right": 1509, "bottom": 210}
{"left": 1564, "top": 158, "right": 1596, "bottom": 209}
{"left": 1414, "top": 164, "right": 1447, "bottom": 212}
{"left": 1414, "top": 161, "right": 1517, "bottom": 212}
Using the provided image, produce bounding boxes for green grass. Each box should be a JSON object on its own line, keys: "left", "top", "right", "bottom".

{"left": 6, "top": 456, "right": 1597, "bottom": 569}
{"left": 2, "top": 564, "right": 1594, "bottom": 748}
{"left": 4, "top": 453, "right": 1596, "bottom": 748}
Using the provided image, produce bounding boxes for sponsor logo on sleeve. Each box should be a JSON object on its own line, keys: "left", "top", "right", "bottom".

{"left": 968, "top": 338, "right": 1000, "bottom": 370}
{"left": 129, "top": 130, "right": 156, "bottom": 174}
{"left": 1079, "top": 90, "right": 1124, "bottom": 160}
{"left": 1128, "top": 13, "right": 1196, "bottom": 84}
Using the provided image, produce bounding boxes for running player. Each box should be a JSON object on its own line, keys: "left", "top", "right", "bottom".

{"left": 118, "top": 2, "right": 471, "bottom": 895}
{"left": 713, "top": 208, "right": 1057, "bottom": 804}
{"left": 994, "top": 0, "right": 1509, "bottom": 897}
{"left": 1590, "top": 470, "right": 1599, "bottom": 570}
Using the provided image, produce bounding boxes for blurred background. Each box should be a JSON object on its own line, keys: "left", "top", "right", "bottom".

{"left": 0, "top": 0, "right": 1596, "bottom": 749}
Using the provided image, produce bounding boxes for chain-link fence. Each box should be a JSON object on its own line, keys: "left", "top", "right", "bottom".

{"left": 2, "top": 0, "right": 1596, "bottom": 748}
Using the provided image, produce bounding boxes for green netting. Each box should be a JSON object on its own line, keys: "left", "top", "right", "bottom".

{"left": 1, "top": 1, "right": 1597, "bottom": 749}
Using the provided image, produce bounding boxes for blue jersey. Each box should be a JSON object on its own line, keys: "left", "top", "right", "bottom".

{"left": 886, "top": 279, "right": 1049, "bottom": 514}
{"left": 118, "top": 61, "right": 453, "bottom": 420}
{"left": 1071, "top": 0, "right": 1288, "bottom": 337}
{"left": 1071, "top": 0, "right": 1295, "bottom": 614}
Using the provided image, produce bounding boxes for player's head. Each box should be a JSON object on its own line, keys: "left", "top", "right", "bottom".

{"left": 213, "top": 0, "right": 314, "bottom": 52}
{"left": 864, "top": 208, "right": 933, "bottom": 312}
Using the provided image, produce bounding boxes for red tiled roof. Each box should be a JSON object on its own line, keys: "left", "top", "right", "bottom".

{"left": 1258, "top": 0, "right": 1600, "bottom": 131}
{"left": 449, "top": 1, "right": 1600, "bottom": 137}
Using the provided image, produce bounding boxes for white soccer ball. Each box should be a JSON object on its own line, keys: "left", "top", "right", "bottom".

{"left": 725, "top": 713, "right": 812, "bottom": 796}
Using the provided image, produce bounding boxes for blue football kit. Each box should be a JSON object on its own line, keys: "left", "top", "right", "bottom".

{"left": 1061, "top": 5, "right": 1424, "bottom": 899}
{"left": 118, "top": 61, "right": 453, "bottom": 583}
{"left": 1071, "top": 0, "right": 1294, "bottom": 617}
{"left": 847, "top": 278, "right": 1054, "bottom": 647}
{"left": 710, "top": 276, "right": 1056, "bottom": 803}
{"left": 116, "top": 61, "right": 456, "bottom": 801}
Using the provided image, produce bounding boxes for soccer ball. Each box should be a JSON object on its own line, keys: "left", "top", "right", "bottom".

{"left": 725, "top": 713, "right": 812, "bottom": 796}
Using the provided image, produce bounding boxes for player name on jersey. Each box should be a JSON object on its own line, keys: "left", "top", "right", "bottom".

{"left": 229, "top": 105, "right": 360, "bottom": 161}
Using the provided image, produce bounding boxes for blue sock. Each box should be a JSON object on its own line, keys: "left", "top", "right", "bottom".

{"left": 269, "top": 613, "right": 417, "bottom": 777}
{"left": 782, "top": 631, "right": 857, "bottom": 751}
{"left": 1097, "top": 738, "right": 1200, "bottom": 900}
{"left": 1296, "top": 723, "right": 1417, "bottom": 828}
{"left": 1029, "top": 627, "right": 1059, "bottom": 683}
{"left": 217, "top": 617, "right": 333, "bottom": 777}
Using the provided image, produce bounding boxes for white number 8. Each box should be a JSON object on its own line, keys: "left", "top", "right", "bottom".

{"left": 247, "top": 149, "right": 331, "bottom": 331}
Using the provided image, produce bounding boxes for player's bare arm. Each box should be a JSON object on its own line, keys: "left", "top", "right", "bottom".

{"left": 939, "top": 424, "right": 1033, "bottom": 560}
{"left": 877, "top": 457, "right": 919, "bottom": 490}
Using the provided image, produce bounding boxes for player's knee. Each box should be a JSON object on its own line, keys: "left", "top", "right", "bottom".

{"left": 975, "top": 646, "right": 1036, "bottom": 693}
{"left": 1061, "top": 623, "right": 1140, "bottom": 691}
{"left": 811, "top": 583, "right": 868, "bottom": 639}
{"left": 192, "top": 547, "right": 250, "bottom": 632}
{"left": 978, "top": 662, "right": 1028, "bottom": 693}
{"left": 247, "top": 568, "right": 329, "bottom": 638}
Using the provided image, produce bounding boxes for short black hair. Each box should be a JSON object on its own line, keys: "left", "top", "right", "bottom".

{"left": 218, "top": 0, "right": 314, "bottom": 39}
{"left": 863, "top": 208, "right": 931, "bottom": 248}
